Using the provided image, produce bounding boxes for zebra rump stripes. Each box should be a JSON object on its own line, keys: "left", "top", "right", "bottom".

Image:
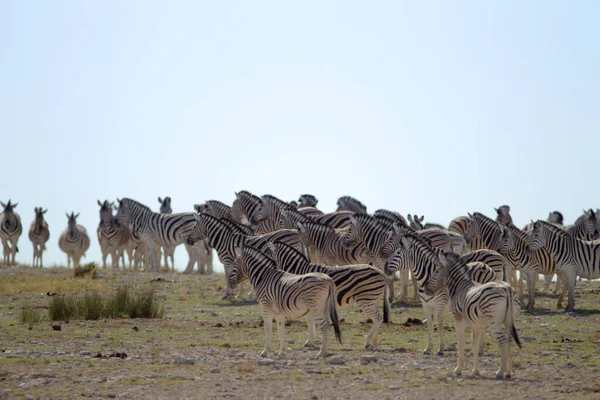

{"left": 58, "top": 212, "right": 90, "bottom": 273}
{"left": 0, "top": 200, "right": 22, "bottom": 266}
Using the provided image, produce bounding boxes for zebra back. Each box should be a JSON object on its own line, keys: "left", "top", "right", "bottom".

{"left": 465, "top": 212, "right": 503, "bottom": 251}
{"left": 374, "top": 209, "right": 407, "bottom": 227}
{"left": 204, "top": 200, "right": 234, "bottom": 220}
{"left": 336, "top": 196, "right": 367, "bottom": 214}
{"left": 232, "top": 190, "right": 263, "bottom": 225}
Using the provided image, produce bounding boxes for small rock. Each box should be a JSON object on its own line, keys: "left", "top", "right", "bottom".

{"left": 25, "top": 395, "right": 34, "bottom": 400}
{"left": 94, "top": 333, "right": 101, "bottom": 339}
{"left": 211, "top": 368, "right": 221, "bottom": 373}
{"left": 10, "top": 375, "right": 21, "bottom": 381}
{"left": 328, "top": 355, "right": 346, "bottom": 365}
{"left": 541, "top": 351, "right": 554, "bottom": 356}
{"left": 393, "top": 347, "right": 407, "bottom": 353}
{"left": 288, "top": 338, "right": 295, "bottom": 344}
{"left": 361, "top": 354, "right": 377, "bottom": 364}
{"left": 80, "top": 351, "right": 91, "bottom": 356}
{"left": 132, "top": 326, "right": 139, "bottom": 332}
{"left": 174, "top": 355, "right": 197, "bottom": 365}
{"left": 389, "top": 386, "right": 401, "bottom": 390}
{"left": 214, "top": 323, "right": 223, "bottom": 328}
{"left": 258, "top": 358, "right": 275, "bottom": 366}
{"left": 407, "top": 339, "right": 418, "bottom": 343}
{"left": 51, "top": 325, "right": 61, "bottom": 331}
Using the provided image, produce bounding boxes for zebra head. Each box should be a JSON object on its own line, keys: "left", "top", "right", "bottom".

{"left": 494, "top": 205, "right": 513, "bottom": 225}
{"left": 336, "top": 195, "right": 367, "bottom": 214}
{"left": 298, "top": 194, "right": 318, "bottom": 208}
{"left": 1, "top": 200, "right": 18, "bottom": 213}
{"left": 289, "top": 200, "right": 298, "bottom": 209}
{"left": 186, "top": 213, "right": 209, "bottom": 246}
{"left": 158, "top": 197, "right": 172, "bottom": 215}
{"left": 267, "top": 241, "right": 308, "bottom": 269}
{"left": 65, "top": 212, "right": 80, "bottom": 234}
{"left": 526, "top": 220, "right": 545, "bottom": 253}
{"left": 113, "top": 198, "right": 131, "bottom": 229}
{"left": 582, "top": 209, "right": 599, "bottom": 240}
{"left": 384, "top": 235, "right": 415, "bottom": 275}
{"left": 547, "top": 211, "right": 564, "bottom": 225}
{"left": 97, "top": 200, "right": 114, "bottom": 229}
{"left": 230, "top": 245, "right": 267, "bottom": 289}
{"left": 497, "top": 225, "right": 514, "bottom": 257}
{"left": 194, "top": 203, "right": 206, "bottom": 214}
{"left": 379, "top": 223, "right": 416, "bottom": 260}
{"left": 278, "top": 208, "right": 309, "bottom": 230}
{"left": 34, "top": 207, "right": 47, "bottom": 229}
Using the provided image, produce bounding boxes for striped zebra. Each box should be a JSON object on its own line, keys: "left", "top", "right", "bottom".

{"left": 296, "top": 221, "right": 372, "bottom": 266}
{"left": 385, "top": 234, "right": 499, "bottom": 356}
{"left": 0, "top": 200, "right": 22, "bottom": 266}
{"left": 278, "top": 208, "right": 354, "bottom": 231}
{"left": 527, "top": 220, "right": 600, "bottom": 312}
{"left": 494, "top": 205, "right": 513, "bottom": 226}
{"left": 158, "top": 196, "right": 176, "bottom": 270}
{"left": 424, "top": 251, "right": 521, "bottom": 379}
{"left": 183, "top": 238, "right": 213, "bottom": 275}
{"left": 253, "top": 195, "right": 296, "bottom": 234}
{"left": 408, "top": 214, "right": 446, "bottom": 230}
{"left": 114, "top": 198, "right": 198, "bottom": 272}
{"left": 97, "top": 200, "right": 135, "bottom": 268}
{"left": 232, "top": 190, "right": 263, "bottom": 227}
{"left": 267, "top": 241, "right": 389, "bottom": 349}
{"left": 58, "top": 212, "right": 90, "bottom": 273}
{"left": 186, "top": 213, "right": 309, "bottom": 299}
{"left": 229, "top": 245, "right": 342, "bottom": 358}
{"left": 28, "top": 207, "right": 49, "bottom": 268}
{"left": 449, "top": 215, "right": 484, "bottom": 252}
{"left": 201, "top": 200, "right": 237, "bottom": 221}
{"left": 497, "top": 222, "right": 562, "bottom": 310}
{"left": 336, "top": 195, "right": 367, "bottom": 214}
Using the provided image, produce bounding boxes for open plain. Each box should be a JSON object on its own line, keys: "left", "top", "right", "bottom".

{"left": 1, "top": 266, "right": 599, "bottom": 400}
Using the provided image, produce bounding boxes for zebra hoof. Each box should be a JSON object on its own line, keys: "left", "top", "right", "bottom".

{"left": 472, "top": 369, "right": 480, "bottom": 376}
{"left": 303, "top": 341, "right": 316, "bottom": 348}
{"left": 505, "top": 372, "right": 512, "bottom": 379}
{"left": 423, "top": 349, "right": 432, "bottom": 356}
{"left": 260, "top": 350, "right": 268, "bottom": 358}
{"left": 495, "top": 370, "right": 505, "bottom": 379}
{"left": 453, "top": 367, "right": 462, "bottom": 376}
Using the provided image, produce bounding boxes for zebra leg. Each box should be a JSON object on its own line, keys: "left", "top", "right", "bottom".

{"left": 361, "top": 302, "right": 381, "bottom": 350}
{"left": 471, "top": 329, "right": 482, "bottom": 376}
{"left": 524, "top": 270, "right": 536, "bottom": 311}
{"left": 101, "top": 248, "right": 108, "bottom": 268}
{"left": 490, "top": 322, "right": 509, "bottom": 379}
{"left": 562, "top": 267, "right": 577, "bottom": 313}
{"left": 276, "top": 316, "right": 286, "bottom": 357}
{"left": 314, "top": 316, "right": 330, "bottom": 359}
{"left": 411, "top": 273, "right": 419, "bottom": 301}
{"left": 304, "top": 317, "right": 316, "bottom": 347}
{"left": 423, "top": 305, "right": 435, "bottom": 355}
{"left": 39, "top": 245, "right": 44, "bottom": 268}
{"left": 385, "top": 274, "right": 395, "bottom": 303}
{"left": 261, "top": 312, "right": 274, "bottom": 358}
{"left": 399, "top": 269, "right": 409, "bottom": 301}
{"left": 206, "top": 247, "right": 213, "bottom": 274}
{"left": 183, "top": 244, "right": 194, "bottom": 274}
{"left": 436, "top": 302, "right": 445, "bottom": 356}
{"left": 454, "top": 320, "right": 466, "bottom": 376}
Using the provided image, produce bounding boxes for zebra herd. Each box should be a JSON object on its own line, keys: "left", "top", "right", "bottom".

{"left": 2, "top": 193, "right": 600, "bottom": 378}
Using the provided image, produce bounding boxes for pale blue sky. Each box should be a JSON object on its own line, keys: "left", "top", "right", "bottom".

{"left": 1, "top": 1, "right": 598, "bottom": 271}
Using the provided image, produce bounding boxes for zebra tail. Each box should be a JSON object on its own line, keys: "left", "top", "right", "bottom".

{"left": 327, "top": 282, "right": 342, "bottom": 344}
{"left": 16, "top": 246, "right": 19, "bottom": 253}
{"left": 383, "top": 284, "right": 391, "bottom": 324}
{"left": 507, "top": 288, "right": 522, "bottom": 349}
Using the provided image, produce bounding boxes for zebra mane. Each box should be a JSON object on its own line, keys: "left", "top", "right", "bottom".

{"left": 240, "top": 245, "right": 277, "bottom": 270}
{"left": 374, "top": 209, "right": 407, "bottom": 226}
{"left": 122, "top": 198, "right": 152, "bottom": 214}
{"left": 298, "top": 194, "right": 318, "bottom": 207}
{"left": 298, "top": 219, "right": 336, "bottom": 233}
{"left": 337, "top": 196, "right": 367, "bottom": 213}
{"left": 504, "top": 222, "right": 530, "bottom": 243}
{"left": 281, "top": 208, "right": 311, "bottom": 221}
{"left": 269, "top": 241, "right": 310, "bottom": 264}
{"left": 352, "top": 213, "right": 390, "bottom": 231}
{"left": 262, "top": 194, "right": 295, "bottom": 210}
{"left": 198, "top": 213, "right": 234, "bottom": 233}
{"left": 536, "top": 219, "right": 573, "bottom": 239}
{"left": 206, "top": 200, "right": 232, "bottom": 210}
{"left": 402, "top": 233, "right": 438, "bottom": 260}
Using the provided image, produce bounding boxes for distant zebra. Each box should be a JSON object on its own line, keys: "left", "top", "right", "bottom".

{"left": 296, "top": 221, "right": 372, "bottom": 266}
{"left": 0, "top": 200, "right": 22, "bottom": 266}
{"left": 267, "top": 241, "right": 389, "bottom": 349}
{"left": 497, "top": 221, "right": 561, "bottom": 310}
{"left": 494, "top": 205, "right": 513, "bottom": 226}
{"left": 527, "top": 220, "right": 600, "bottom": 312}
{"left": 336, "top": 195, "right": 367, "bottom": 214}
{"left": 58, "top": 212, "right": 90, "bottom": 273}
{"left": 232, "top": 190, "right": 263, "bottom": 227}
{"left": 448, "top": 215, "right": 484, "bottom": 252}
{"left": 28, "top": 207, "right": 49, "bottom": 268}
{"left": 186, "top": 213, "right": 309, "bottom": 299}
{"left": 385, "top": 234, "right": 499, "bottom": 356}
{"left": 114, "top": 198, "right": 198, "bottom": 272}
{"left": 254, "top": 194, "right": 296, "bottom": 234}
{"left": 97, "top": 200, "right": 134, "bottom": 268}
{"left": 157, "top": 196, "right": 176, "bottom": 270}
{"left": 425, "top": 251, "right": 521, "bottom": 379}
{"left": 408, "top": 214, "right": 446, "bottom": 230}
{"left": 229, "top": 245, "right": 342, "bottom": 358}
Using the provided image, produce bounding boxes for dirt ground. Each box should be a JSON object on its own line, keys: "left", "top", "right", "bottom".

{"left": 1, "top": 266, "right": 600, "bottom": 400}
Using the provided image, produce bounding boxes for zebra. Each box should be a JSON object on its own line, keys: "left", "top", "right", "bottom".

{"left": 267, "top": 241, "right": 389, "bottom": 349}
{"left": 527, "top": 220, "right": 600, "bottom": 312}
{"left": 229, "top": 245, "right": 342, "bottom": 358}
{"left": 158, "top": 196, "right": 176, "bottom": 270}
{"left": 336, "top": 195, "right": 367, "bottom": 214}
{"left": 28, "top": 207, "right": 49, "bottom": 268}
{"left": 202, "top": 200, "right": 236, "bottom": 220}
{"left": 494, "top": 205, "right": 513, "bottom": 226}
{"left": 298, "top": 194, "right": 318, "bottom": 208}
{"left": 253, "top": 194, "right": 296, "bottom": 234}
{"left": 296, "top": 220, "right": 372, "bottom": 266}
{"left": 497, "top": 221, "right": 562, "bottom": 310}
{"left": 424, "top": 250, "right": 521, "bottom": 379}
{"left": 58, "top": 212, "right": 90, "bottom": 273}
{"left": 231, "top": 190, "right": 263, "bottom": 227}
{"left": 408, "top": 214, "right": 446, "bottom": 231}
{"left": 183, "top": 238, "right": 213, "bottom": 275}
{"left": 114, "top": 198, "right": 198, "bottom": 272}
{"left": 449, "top": 215, "right": 484, "bottom": 252}
{"left": 97, "top": 200, "right": 134, "bottom": 268}
{"left": 385, "top": 234, "right": 499, "bottom": 356}
{"left": 186, "top": 213, "right": 309, "bottom": 299}
{"left": 0, "top": 200, "right": 22, "bottom": 266}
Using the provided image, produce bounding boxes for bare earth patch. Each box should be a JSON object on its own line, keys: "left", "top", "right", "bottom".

{"left": 1, "top": 266, "right": 599, "bottom": 399}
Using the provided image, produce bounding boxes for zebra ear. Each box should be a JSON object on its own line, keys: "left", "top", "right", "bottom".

{"left": 400, "top": 235, "right": 411, "bottom": 249}
{"left": 418, "top": 215, "right": 424, "bottom": 223}
{"left": 65, "top": 212, "right": 70, "bottom": 219}
{"left": 43, "top": 209, "right": 48, "bottom": 214}
{"left": 98, "top": 200, "right": 103, "bottom": 207}
{"left": 75, "top": 213, "right": 80, "bottom": 219}
{"left": 158, "top": 197, "right": 163, "bottom": 204}
{"left": 407, "top": 214, "right": 413, "bottom": 223}
{"left": 437, "top": 251, "right": 449, "bottom": 266}
{"left": 266, "top": 241, "right": 276, "bottom": 253}
{"left": 467, "top": 212, "right": 474, "bottom": 219}
{"left": 392, "top": 223, "right": 401, "bottom": 235}
{"left": 234, "top": 192, "right": 241, "bottom": 200}
{"left": 494, "top": 207, "right": 499, "bottom": 214}
{"left": 348, "top": 215, "right": 358, "bottom": 226}
{"left": 0, "top": 201, "right": 5, "bottom": 208}
{"left": 11, "top": 202, "right": 17, "bottom": 208}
